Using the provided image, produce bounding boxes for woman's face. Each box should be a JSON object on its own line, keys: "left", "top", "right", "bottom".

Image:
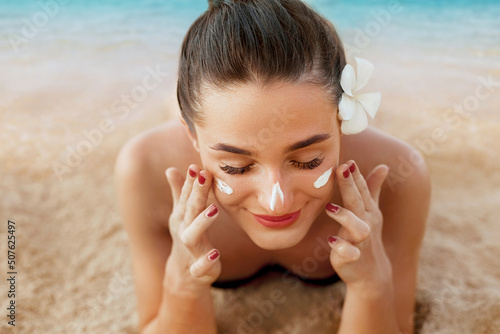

{"left": 192, "top": 81, "right": 341, "bottom": 250}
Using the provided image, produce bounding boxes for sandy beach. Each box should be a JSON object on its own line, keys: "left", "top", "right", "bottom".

{"left": 1, "top": 1, "right": 500, "bottom": 333}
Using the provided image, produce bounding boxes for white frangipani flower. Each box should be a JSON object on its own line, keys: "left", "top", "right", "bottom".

{"left": 337, "top": 57, "right": 382, "bottom": 135}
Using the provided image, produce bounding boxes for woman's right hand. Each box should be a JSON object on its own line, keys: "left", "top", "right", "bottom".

{"left": 165, "top": 164, "right": 222, "bottom": 288}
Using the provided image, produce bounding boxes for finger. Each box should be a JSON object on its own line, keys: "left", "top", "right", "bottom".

{"left": 365, "top": 164, "right": 390, "bottom": 205}
{"left": 177, "top": 164, "right": 202, "bottom": 216}
{"left": 165, "top": 167, "right": 184, "bottom": 207}
{"left": 181, "top": 204, "right": 218, "bottom": 251}
{"left": 328, "top": 236, "right": 360, "bottom": 263}
{"left": 347, "top": 160, "right": 377, "bottom": 212}
{"left": 336, "top": 163, "right": 365, "bottom": 216}
{"left": 184, "top": 170, "right": 213, "bottom": 225}
{"left": 190, "top": 249, "right": 220, "bottom": 278}
{"left": 325, "top": 203, "right": 370, "bottom": 244}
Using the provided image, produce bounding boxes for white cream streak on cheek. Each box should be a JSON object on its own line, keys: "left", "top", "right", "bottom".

{"left": 269, "top": 182, "right": 284, "bottom": 211}
{"left": 314, "top": 167, "right": 334, "bottom": 189}
{"left": 214, "top": 177, "right": 233, "bottom": 195}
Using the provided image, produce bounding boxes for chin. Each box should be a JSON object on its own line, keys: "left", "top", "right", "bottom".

{"left": 251, "top": 233, "right": 303, "bottom": 250}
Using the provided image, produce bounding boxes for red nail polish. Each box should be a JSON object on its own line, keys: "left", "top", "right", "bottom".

{"left": 188, "top": 168, "right": 196, "bottom": 178}
{"left": 349, "top": 163, "right": 356, "bottom": 173}
{"left": 198, "top": 174, "right": 206, "bottom": 185}
{"left": 208, "top": 250, "right": 219, "bottom": 261}
{"left": 206, "top": 204, "right": 218, "bottom": 217}
{"left": 326, "top": 203, "right": 340, "bottom": 213}
{"left": 328, "top": 236, "right": 338, "bottom": 244}
{"left": 343, "top": 168, "right": 350, "bottom": 179}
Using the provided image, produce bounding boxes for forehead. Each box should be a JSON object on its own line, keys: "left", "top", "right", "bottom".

{"left": 197, "top": 81, "right": 339, "bottom": 147}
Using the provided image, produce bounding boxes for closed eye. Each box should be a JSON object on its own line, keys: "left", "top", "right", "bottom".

{"left": 290, "top": 157, "right": 324, "bottom": 170}
{"left": 220, "top": 163, "right": 254, "bottom": 175}
{"left": 220, "top": 157, "right": 324, "bottom": 175}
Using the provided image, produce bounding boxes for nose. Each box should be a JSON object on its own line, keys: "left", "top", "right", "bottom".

{"left": 257, "top": 176, "right": 294, "bottom": 214}
{"left": 270, "top": 182, "right": 284, "bottom": 212}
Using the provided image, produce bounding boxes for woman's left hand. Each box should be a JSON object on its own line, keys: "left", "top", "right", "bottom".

{"left": 326, "top": 160, "right": 392, "bottom": 289}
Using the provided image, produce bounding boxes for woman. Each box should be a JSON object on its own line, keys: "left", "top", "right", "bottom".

{"left": 114, "top": 0, "right": 431, "bottom": 333}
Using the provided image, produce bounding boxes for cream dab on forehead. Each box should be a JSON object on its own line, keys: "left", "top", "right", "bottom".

{"left": 270, "top": 182, "right": 284, "bottom": 211}
{"left": 314, "top": 167, "right": 334, "bottom": 189}
{"left": 214, "top": 177, "right": 233, "bottom": 195}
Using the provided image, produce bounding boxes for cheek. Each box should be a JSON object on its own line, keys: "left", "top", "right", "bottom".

{"left": 214, "top": 177, "right": 233, "bottom": 195}
{"left": 313, "top": 167, "right": 334, "bottom": 189}
{"left": 298, "top": 173, "right": 336, "bottom": 200}
{"left": 299, "top": 163, "right": 338, "bottom": 199}
{"left": 203, "top": 161, "right": 246, "bottom": 203}
{"left": 211, "top": 174, "right": 252, "bottom": 205}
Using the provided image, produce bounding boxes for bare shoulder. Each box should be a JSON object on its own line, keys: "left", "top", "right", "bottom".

{"left": 343, "top": 126, "right": 431, "bottom": 244}
{"left": 350, "top": 129, "right": 431, "bottom": 333}
{"left": 114, "top": 119, "right": 199, "bottom": 227}
{"left": 113, "top": 119, "right": 199, "bottom": 330}
{"left": 361, "top": 126, "right": 431, "bottom": 205}
{"left": 343, "top": 126, "right": 430, "bottom": 193}
{"left": 115, "top": 119, "right": 196, "bottom": 174}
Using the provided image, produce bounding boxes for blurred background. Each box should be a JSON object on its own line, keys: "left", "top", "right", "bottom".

{"left": 1, "top": 0, "right": 499, "bottom": 333}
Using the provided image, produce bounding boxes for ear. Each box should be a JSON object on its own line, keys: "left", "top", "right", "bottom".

{"left": 179, "top": 116, "right": 200, "bottom": 152}
{"left": 334, "top": 109, "right": 343, "bottom": 138}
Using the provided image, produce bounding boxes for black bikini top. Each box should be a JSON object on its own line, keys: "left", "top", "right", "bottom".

{"left": 211, "top": 263, "right": 342, "bottom": 289}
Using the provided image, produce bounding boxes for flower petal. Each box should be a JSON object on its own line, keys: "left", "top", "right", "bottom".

{"left": 338, "top": 93, "right": 356, "bottom": 121}
{"left": 340, "top": 64, "right": 356, "bottom": 97}
{"left": 340, "top": 102, "right": 368, "bottom": 135}
{"left": 356, "top": 91, "right": 381, "bottom": 119}
{"left": 353, "top": 57, "right": 374, "bottom": 92}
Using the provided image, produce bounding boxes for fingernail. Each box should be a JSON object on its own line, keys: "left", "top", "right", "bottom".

{"left": 188, "top": 168, "right": 196, "bottom": 178}
{"left": 328, "top": 236, "right": 338, "bottom": 244}
{"left": 206, "top": 204, "right": 218, "bottom": 217}
{"left": 198, "top": 174, "right": 206, "bottom": 185}
{"left": 208, "top": 250, "right": 219, "bottom": 261}
{"left": 326, "top": 203, "right": 340, "bottom": 213}
{"left": 349, "top": 163, "right": 356, "bottom": 173}
{"left": 343, "top": 168, "right": 350, "bottom": 179}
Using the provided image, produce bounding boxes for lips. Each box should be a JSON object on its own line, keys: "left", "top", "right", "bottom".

{"left": 253, "top": 210, "right": 301, "bottom": 229}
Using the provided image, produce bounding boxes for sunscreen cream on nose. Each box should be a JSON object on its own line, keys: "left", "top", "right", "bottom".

{"left": 270, "top": 182, "right": 284, "bottom": 211}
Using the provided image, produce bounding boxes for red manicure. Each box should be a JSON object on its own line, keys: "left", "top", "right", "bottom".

{"left": 349, "top": 163, "right": 356, "bottom": 173}
{"left": 188, "top": 168, "right": 196, "bottom": 178}
{"left": 208, "top": 250, "right": 219, "bottom": 261}
{"left": 206, "top": 204, "right": 218, "bottom": 217}
{"left": 343, "top": 168, "right": 350, "bottom": 179}
{"left": 198, "top": 174, "right": 206, "bottom": 185}
{"left": 328, "top": 236, "right": 338, "bottom": 244}
{"left": 326, "top": 203, "right": 340, "bottom": 213}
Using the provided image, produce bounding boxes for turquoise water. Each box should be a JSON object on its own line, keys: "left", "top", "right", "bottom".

{"left": 2, "top": 0, "right": 499, "bottom": 51}
{"left": 0, "top": 0, "right": 498, "bottom": 100}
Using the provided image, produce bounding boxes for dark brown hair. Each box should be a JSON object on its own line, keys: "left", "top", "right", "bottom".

{"left": 177, "top": 0, "right": 346, "bottom": 133}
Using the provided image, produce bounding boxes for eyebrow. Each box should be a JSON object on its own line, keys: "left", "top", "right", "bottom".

{"left": 209, "top": 133, "right": 332, "bottom": 156}
{"left": 209, "top": 143, "right": 253, "bottom": 155}
{"left": 285, "top": 133, "right": 332, "bottom": 153}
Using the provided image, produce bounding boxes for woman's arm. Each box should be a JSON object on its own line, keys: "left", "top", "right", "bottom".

{"left": 141, "top": 272, "right": 217, "bottom": 334}
{"left": 376, "top": 148, "right": 430, "bottom": 333}
{"left": 339, "top": 279, "right": 399, "bottom": 333}
{"left": 326, "top": 151, "right": 430, "bottom": 334}
{"left": 114, "top": 137, "right": 219, "bottom": 334}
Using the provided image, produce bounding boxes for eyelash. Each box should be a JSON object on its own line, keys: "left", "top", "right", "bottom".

{"left": 290, "top": 157, "right": 324, "bottom": 170}
{"left": 220, "top": 164, "right": 254, "bottom": 175}
{"left": 220, "top": 158, "right": 324, "bottom": 175}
